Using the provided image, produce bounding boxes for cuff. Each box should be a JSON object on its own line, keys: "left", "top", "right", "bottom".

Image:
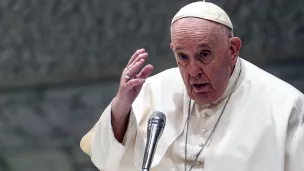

{"left": 90, "top": 103, "right": 138, "bottom": 170}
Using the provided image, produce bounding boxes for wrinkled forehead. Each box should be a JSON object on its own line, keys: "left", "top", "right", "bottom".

{"left": 170, "top": 18, "right": 229, "bottom": 49}
{"left": 170, "top": 18, "right": 225, "bottom": 39}
{"left": 171, "top": 17, "right": 222, "bottom": 31}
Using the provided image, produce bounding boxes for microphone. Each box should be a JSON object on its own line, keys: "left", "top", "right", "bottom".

{"left": 142, "top": 111, "right": 166, "bottom": 171}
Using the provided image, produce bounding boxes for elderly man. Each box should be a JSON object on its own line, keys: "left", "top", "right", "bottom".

{"left": 80, "top": 1, "right": 304, "bottom": 171}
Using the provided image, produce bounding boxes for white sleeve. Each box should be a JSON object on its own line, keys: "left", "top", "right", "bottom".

{"left": 285, "top": 98, "right": 304, "bottom": 171}
{"left": 80, "top": 77, "right": 157, "bottom": 171}
{"left": 90, "top": 103, "right": 138, "bottom": 171}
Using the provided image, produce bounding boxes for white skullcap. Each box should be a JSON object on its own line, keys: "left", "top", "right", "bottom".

{"left": 171, "top": 1, "right": 233, "bottom": 30}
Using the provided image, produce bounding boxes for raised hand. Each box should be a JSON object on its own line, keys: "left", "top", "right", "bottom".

{"left": 111, "top": 48, "right": 153, "bottom": 132}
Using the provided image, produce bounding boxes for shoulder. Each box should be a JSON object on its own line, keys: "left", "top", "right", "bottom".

{"left": 242, "top": 59, "right": 303, "bottom": 100}
{"left": 240, "top": 58, "right": 304, "bottom": 123}
{"left": 237, "top": 59, "right": 304, "bottom": 130}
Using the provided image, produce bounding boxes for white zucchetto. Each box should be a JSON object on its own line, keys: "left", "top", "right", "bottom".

{"left": 171, "top": 1, "right": 233, "bottom": 29}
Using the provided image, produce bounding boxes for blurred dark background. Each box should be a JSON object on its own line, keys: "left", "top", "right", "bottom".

{"left": 0, "top": 0, "right": 303, "bottom": 171}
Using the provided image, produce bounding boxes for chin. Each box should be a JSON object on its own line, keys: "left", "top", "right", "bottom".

{"left": 188, "top": 91, "right": 215, "bottom": 105}
{"left": 194, "top": 96, "right": 214, "bottom": 105}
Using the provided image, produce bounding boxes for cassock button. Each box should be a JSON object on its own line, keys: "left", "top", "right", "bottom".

{"left": 200, "top": 109, "right": 213, "bottom": 118}
{"left": 204, "top": 109, "right": 213, "bottom": 116}
{"left": 200, "top": 113, "right": 207, "bottom": 118}
{"left": 200, "top": 128, "right": 207, "bottom": 135}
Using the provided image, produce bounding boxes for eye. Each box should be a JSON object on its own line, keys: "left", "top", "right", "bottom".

{"left": 200, "top": 50, "right": 211, "bottom": 58}
{"left": 178, "top": 53, "right": 188, "bottom": 60}
{"left": 198, "top": 50, "right": 212, "bottom": 62}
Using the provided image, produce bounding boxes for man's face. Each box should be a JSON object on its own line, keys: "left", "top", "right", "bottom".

{"left": 170, "top": 18, "right": 240, "bottom": 105}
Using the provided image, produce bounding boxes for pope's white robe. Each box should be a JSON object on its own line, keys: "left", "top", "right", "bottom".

{"left": 80, "top": 58, "right": 304, "bottom": 171}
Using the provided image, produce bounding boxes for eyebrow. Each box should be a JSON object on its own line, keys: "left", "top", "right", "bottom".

{"left": 174, "top": 46, "right": 184, "bottom": 51}
{"left": 198, "top": 42, "right": 212, "bottom": 49}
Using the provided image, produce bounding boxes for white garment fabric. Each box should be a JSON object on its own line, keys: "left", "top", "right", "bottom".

{"left": 80, "top": 58, "right": 304, "bottom": 171}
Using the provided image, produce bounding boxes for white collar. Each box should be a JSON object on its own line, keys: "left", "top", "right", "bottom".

{"left": 215, "top": 57, "right": 242, "bottom": 103}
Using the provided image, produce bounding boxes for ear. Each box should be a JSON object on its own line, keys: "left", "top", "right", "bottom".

{"left": 170, "top": 42, "right": 174, "bottom": 51}
{"left": 229, "top": 37, "right": 242, "bottom": 64}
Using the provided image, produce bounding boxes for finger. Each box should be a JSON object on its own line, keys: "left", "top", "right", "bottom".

{"left": 125, "top": 58, "right": 146, "bottom": 80}
{"left": 127, "top": 52, "right": 148, "bottom": 70}
{"left": 136, "top": 64, "right": 154, "bottom": 79}
{"left": 123, "top": 78, "right": 146, "bottom": 90}
{"left": 127, "top": 48, "right": 145, "bottom": 66}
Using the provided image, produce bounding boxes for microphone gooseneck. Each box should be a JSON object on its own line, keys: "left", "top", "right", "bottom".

{"left": 142, "top": 111, "right": 166, "bottom": 171}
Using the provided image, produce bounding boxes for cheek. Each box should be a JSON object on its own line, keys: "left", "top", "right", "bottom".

{"left": 176, "top": 59, "right": 182, "bottom": 66}
{"left": 178, "top": 66, "right": 190, "bottom": 85}
{"left": 176, "top": 57, "right": 188, "bottom": 67}
{"left": 204, "top": 64, "right": 228, "bottom": 88}
{"left": 210, "top": 65, "right": 230, "bottom": 90}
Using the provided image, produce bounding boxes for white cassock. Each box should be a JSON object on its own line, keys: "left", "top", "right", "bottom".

{"left": 80, "top": 58, "right": 304, "bottom": 171}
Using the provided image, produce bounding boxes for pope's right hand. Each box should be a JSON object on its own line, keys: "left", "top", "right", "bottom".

{"left": 111, "top": 48, "right": 154, "bottom": 119}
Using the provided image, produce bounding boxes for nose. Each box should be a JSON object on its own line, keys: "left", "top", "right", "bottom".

{"left": 188, "top": 59, "right": 202, "bottom": 77}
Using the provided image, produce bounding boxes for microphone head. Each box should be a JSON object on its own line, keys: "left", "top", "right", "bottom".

{"left": 149, "top": 111, "right": 166, "bottom": 128}
{"left": 143, "top": 111, "right": 166, "bottom": 170}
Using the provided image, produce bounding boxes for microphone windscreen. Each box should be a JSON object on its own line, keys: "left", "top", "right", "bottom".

{"left": 149, "top": 111, "right": 166, "bottom": 127}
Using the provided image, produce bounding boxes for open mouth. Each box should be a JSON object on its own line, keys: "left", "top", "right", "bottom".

{"left": 193, "top": 84, "right": 204, "bottom": 88}
{"left": 192, "top": 83, "right": 208, "bottom": 91}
